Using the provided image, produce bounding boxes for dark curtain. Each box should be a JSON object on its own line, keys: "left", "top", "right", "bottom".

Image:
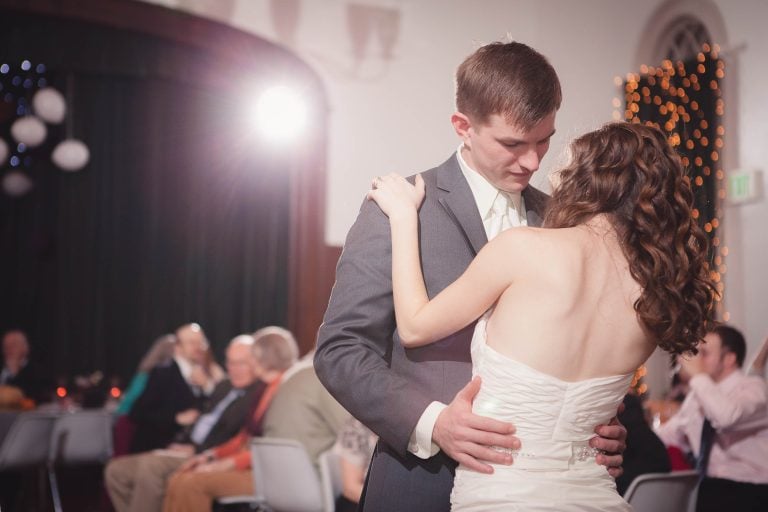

{"left": 0, "top": 11, "right": 291, "bottom": 383}
{"left": 626, "top": 51, "right": 723, "bottom": 261}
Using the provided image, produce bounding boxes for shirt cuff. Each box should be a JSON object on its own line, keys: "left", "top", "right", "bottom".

{"left": 407, "top": 401, "right": 447, "bottom": 459}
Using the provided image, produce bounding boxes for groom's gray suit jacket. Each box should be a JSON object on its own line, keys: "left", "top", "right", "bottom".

{"left": 315, "top": 154, "right": 549, "bottom": 511}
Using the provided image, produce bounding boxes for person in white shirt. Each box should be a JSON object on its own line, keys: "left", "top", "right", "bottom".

{"left": 656, "top": 325, "right": 768, "bottom": 512}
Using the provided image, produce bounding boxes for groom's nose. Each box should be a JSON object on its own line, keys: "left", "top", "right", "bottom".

{"left": 518, "top": 147, "right": 541, "bottom": 173}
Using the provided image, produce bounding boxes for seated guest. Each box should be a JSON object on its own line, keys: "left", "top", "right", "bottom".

{"left": 115, "top": 334, "right": 176, "bottom": 417}
{"left": 162, "top": 343, "right": 349, "bottom": 512}
{"left": 667, "top": 355, "right": 693, "bottom": 403}
{"left": 128, "top": 323, "right": 215, "bottom": 453}
{"left": 105, "top": 334, "right": 265, "bottom": 512}
{"left": 333, "top": 417, "right": 378, "bottom": 512}
{"left": 0, "top": 329, "right": 51, "bottom": 404}
{"left": 656, "top": 325, "right": 768, "bottom": 512}
{"left": 201, "top": 345, "right": 227, "bottom": 388}
{"left": 615, "top": 392, "right": 671, "bottom": 495}
{"left": 0, "top": 384, "right": 25, "bottom": 410}
{"left": 112, "top": 334, "right": 177, "bottom": 456}
{"left": 749, "top": 332, "right": 768, "bottom": 378}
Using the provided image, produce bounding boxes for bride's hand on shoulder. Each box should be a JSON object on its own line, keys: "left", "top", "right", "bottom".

{"left": 367, "top": 173, "right": 425, "bottom": 221}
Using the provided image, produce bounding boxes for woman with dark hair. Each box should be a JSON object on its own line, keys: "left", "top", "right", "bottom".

{"left": 367, "top": 122, "right": 716, "bottom": 511}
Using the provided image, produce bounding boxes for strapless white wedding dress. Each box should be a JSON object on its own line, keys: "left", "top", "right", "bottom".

{"left": 450, "top": 314, "right": 634, "bottom": 511}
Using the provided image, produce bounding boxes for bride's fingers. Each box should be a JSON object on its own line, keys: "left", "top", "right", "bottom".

{"left": 367, "top": 188, "right": 382, "bottom": 201}
{"left": 415, "top": 173, "right": 425, "bottom": 193}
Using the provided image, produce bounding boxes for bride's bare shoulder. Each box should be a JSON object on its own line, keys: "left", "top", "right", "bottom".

{"left": 489, "top": 226, "right": 585, "bottom": 266}
{"left": 493, "top": 225, "right": 570, "bottom": 246}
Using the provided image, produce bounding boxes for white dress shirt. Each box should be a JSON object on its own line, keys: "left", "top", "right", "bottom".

{"left": 407, "top": 147, "right": 528, "bottom": 459}
{"left": 656, "top": 369, "right": 768, "bottom": 484}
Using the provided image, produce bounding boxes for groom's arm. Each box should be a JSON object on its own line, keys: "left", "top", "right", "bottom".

{"left": 315, "top": 197, "right": 521, "bottom": 470}
{"left": 315, "top": 198, "right": 434, "bottom": 456}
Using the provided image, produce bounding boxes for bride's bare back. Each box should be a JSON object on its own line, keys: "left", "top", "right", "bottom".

{"left": 485, "top": 218, "right": 655, "bottom": 382}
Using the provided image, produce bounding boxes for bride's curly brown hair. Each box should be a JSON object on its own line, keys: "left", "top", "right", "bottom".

{"left": 544, "top": 122, "right": 717, "bottom": 354}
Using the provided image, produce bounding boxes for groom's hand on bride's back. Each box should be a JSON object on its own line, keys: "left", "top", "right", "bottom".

{"left": 432, "top": 376, "right": 520, "bottom": 474}
{"left": 590, "top": 404, "right": 627, "bottom": 478}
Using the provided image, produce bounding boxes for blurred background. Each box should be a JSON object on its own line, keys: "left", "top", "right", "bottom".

{"left": 0, "top": 0, "right": 765, "bottom": 403}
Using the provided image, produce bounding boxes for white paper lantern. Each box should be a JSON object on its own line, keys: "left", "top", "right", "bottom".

{"left": 2, "top": 171, "right": 33, "bottom": 197}
{"left": 52, "top": 139, "right": 90, "bottom": 171}
{"left": 32, "top": 87, "right": 67, "bottom": 124}
{"left": 0, "top": 138, "right": 8, "bottom": 166}
{"left": 11, "top": 116, "right": 47, "bottom": 147}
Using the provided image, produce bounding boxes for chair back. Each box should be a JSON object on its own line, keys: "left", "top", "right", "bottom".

{"left": 49, "top": 410, "right": 113, "bottom": 465}
{"left": 0, "top": 412, "right": 58, "bottom": 470}
{"left": 624, "top": 470, "right": 699, "bottom": 512}
{"left": 317, "top": 449, "right": 342, "bottom": 512}
{"left": 251, "top": 437, "right": 324, "bottom": 512}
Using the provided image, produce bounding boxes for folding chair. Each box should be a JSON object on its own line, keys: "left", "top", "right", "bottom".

{"left": 624, "top": 470, "right": 700, "bottom": 512}
{"left": 317, "top": 449, "right": 342, "bottom": 512}
{"left": 48, "top": 410, "right": 114, "bottom": 512}
{"left": 0, "top": 411, "right": 59, "bottom": 511}
{"left": 249, "top": 437, "right": 325, "bottom": 512}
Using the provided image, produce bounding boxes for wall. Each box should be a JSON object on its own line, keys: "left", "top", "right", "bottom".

{"left": 135, "top": 0, "right": 768, "bottom": 392}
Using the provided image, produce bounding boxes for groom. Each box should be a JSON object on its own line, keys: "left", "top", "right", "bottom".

{"left": 315, "top": 41, "right": 627, "bottom": 511}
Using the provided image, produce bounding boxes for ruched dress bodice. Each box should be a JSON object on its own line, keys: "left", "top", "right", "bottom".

{"left": 450, "top": 314, "right": 634, "bottom": 511}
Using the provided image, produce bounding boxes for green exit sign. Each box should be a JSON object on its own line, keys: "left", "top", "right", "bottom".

{"left": 727, "top": 170, "right": 762, "bottom": 204}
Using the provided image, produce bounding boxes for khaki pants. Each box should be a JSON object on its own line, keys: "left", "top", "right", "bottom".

{"left": 163, "top": 469, "right": 254, "bottom": 512}
{"left": 104, "top": 452, "right": 187, "bottom": 512}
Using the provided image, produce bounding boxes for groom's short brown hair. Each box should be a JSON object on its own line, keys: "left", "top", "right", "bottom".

{"left": 456, "top": 41, "right": 562, "bottom": 130}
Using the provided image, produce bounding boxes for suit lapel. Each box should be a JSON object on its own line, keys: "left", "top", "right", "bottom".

{"left": 522, "top": 186, "right": 549, "bottom": 227}
{"left": 436, "top": 156, "right": 487, "bottom": 255}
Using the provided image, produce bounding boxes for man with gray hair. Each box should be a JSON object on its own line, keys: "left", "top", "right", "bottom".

{"left": 162, "top": 326, "right": 301, "bottom": 512}
{"left": 105, "top": 334, "right": 266, "bottom": 512}
{"left": 0, "top": 329, "right": 51, "bottom": 404}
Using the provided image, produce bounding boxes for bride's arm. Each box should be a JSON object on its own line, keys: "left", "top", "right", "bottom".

{"left": 369, "top": 174, "right": 515, "bottom": 348}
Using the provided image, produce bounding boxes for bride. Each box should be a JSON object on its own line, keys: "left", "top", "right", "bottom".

{"left": 367, "top": 122, "right": 716, "bottom": 511}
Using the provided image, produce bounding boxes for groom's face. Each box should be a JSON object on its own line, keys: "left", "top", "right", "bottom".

{"left": 457, "top": 111, "right": 556, "bottom": 193}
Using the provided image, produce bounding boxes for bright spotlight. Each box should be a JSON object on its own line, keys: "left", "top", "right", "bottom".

{"left": 253, "top": 86, "right": 308, "bottom": 143}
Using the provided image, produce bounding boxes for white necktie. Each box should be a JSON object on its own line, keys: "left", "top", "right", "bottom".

{"left": 487, "top": 192, "right": 513, "bottom": 240}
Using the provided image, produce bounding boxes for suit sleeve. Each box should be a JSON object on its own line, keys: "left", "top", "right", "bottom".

{"left": 315, "top": 198, "right": 436, "bottom": 457}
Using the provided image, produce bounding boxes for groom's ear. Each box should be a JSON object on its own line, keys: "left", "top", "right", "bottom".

{"left": 451, "top": 112, "right": 472, "bottom": 141}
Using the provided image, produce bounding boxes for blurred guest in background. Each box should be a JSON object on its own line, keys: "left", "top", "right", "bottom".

{"left": 116, "top": 334, "right": 176, "bottom": 417}
{"left": 129, "top": 323, "right": 214, "bottom": 453}
{"left": 656, "top": 325, "right": 768, "bottom": 512}
{"left": 112, "top": 334, "right": 177, "bottom": 456}
{"left": 666, "top": 355, "right": 693, "bottom": 404}
{"left": 333, "top": 417, "right": 378, "bottom": 512}
{"left": 105, "top": 334, "right": 264, "bottom": 512}
{"left": 615, "top": 393, "right": 670, "bottom": 495}
{"left": 201, "top": 345, "right": 226, "bottom": 389}
{"left": 0, "top": 329, "right": 52, "bottom": 405}
{"left": 161, "top": 330, "right": 348, "bottom": 512}
{"left": 749, "top": 333, "right": 768, "bottom": 379}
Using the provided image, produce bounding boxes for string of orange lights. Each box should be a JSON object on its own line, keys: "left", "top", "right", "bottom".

{"left": 614, "top": 42, "right": 728, "bottom": 323}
